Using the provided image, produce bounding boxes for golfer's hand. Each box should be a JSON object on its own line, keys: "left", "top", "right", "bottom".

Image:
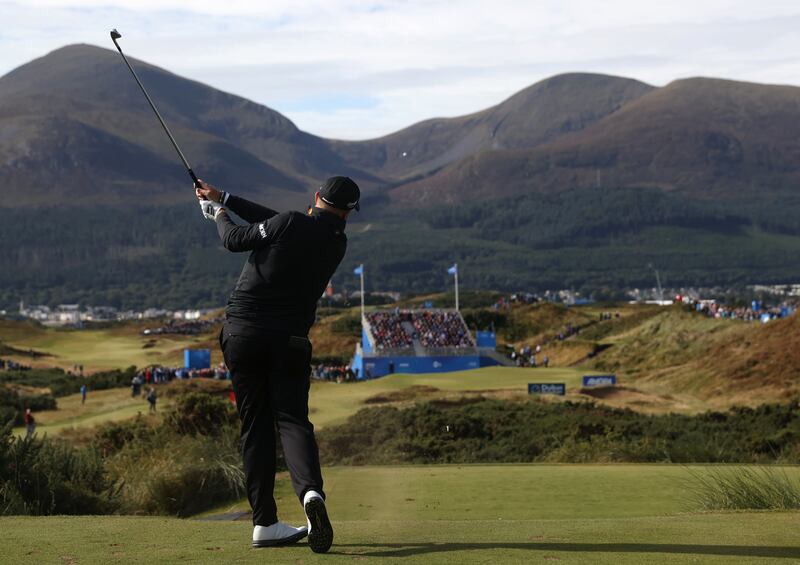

{"left": 195, "top": 179, "right": 223, "bottom": 203}
{"left": 199, "top": 199, "right": 224, "bottom": 221}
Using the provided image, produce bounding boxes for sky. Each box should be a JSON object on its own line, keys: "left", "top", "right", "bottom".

{"left": 2, "top": 1, "right": 800, "bottom": 139}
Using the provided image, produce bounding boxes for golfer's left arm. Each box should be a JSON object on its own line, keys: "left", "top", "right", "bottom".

{"left": 213, "top": 209, "right": 290, "bottom": 252}
{"left": 195, "top": 180, "right": 278, "bottom": 223}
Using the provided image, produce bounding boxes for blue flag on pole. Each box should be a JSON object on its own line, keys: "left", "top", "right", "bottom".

{"left": 447, "top": 264, "right": 457, "bottom": 275}
{"left": 354, "top": 264, "right": 364, "bottom": 276}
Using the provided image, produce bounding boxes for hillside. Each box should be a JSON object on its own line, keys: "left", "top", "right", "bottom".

{"left": 588, "top": 307, "right": 800, "bottom": 408}
{"left": 0, "top": 44, "right": 372, "bottom": 209}
{"left": 389, "top": 77, "right": 800, "bottom": 206}
{"left": 3, "top": 45, "right": 800, "bottom": 306}
{"left": 330, "top": 73, "right": 653, "bottom": 181}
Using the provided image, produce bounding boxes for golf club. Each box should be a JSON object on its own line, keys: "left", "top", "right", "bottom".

{"left": 109, "top": 29, "right": 200, "bottom": 187}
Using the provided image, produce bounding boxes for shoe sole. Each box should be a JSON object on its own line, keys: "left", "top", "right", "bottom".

{"left": 305, "top": 498, "right": 333, "bottom": 553}
{"left": 251, "top": 529, "right": 308, "bottom": 548}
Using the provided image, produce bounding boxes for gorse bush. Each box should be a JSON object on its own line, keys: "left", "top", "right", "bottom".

{"left": 103, "top": 393, "right": 244, "bottom": 517}
{"left": 0, "top": 423, "right": 117, "bottom": 515}
{"left": 1, "top": 391, "right": 245, "bottom": 517}
{"left": 686, "top": 466, "right": 800, "bottom": 510}
{"left": 164, "top": 392, "right": 238, "bottom": 436}
{"left": 0, "top": 387, "right": 57, "bottom": 426}
{"left": 110, "top": 428, "right": 244, "bottom": 517}
{"left": 318, "top": 398, "right": 800, "bottom": 465}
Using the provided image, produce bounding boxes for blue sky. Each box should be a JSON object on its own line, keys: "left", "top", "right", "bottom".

{"left": 2, "top": 1, "right": 800, "bottom": 139}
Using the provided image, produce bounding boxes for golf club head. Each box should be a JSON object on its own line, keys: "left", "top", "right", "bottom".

{"left": 110, "top": 29, "right": 122, "bottom": 41}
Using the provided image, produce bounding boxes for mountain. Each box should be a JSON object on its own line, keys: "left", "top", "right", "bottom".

{"left": 2, "top": 44, "right": 800, "bottom": 308}
{"left": 0, "top": 44, "right": 374, "bottom": 209}
{"left": 389, "top": 77, "right": 800, "bottom": 205}
{"left": 330, "top": 73, "right": 653, "bottom": 182}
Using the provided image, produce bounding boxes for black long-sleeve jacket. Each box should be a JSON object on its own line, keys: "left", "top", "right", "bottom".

{"left": 215, "top": 194, "right": 347, "bottom": 336}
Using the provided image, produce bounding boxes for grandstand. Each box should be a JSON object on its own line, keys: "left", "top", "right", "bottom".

{"left": 351, "top": 309, "right": 503, "bottom": 378}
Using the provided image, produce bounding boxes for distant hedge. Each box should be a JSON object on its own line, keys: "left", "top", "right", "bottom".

{"left": 0, "top": 367, "right": 135, "bottom": 397}
{"left": 318, "top": 398, "right": 800, "bottom": 465}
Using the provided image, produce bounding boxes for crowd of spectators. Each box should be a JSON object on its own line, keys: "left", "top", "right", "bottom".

{"left": 366, "top": 311, "right": 413, "bottom": 349}
{"left": 493, "top": 293, "right": 539, "bottom": 309}
{"left": 555, "top": 323, "right": 580, "bottom": 341}
{"left": 130, "top": 363, "right": 229, "bottom": 396}
{"left": 141, "top": 317, "right": 224, "bottom": 336}
{"left": 0, "top": 358, "right": 31, "bottom": 371}
{"left": 366, "top": 310, "right": 475, "bottom": 350}
{"left": 510, "top": 344, "right": 550, "bottom": 368}
{"left": 679, "top": 297, "right": 797, "bottom": 322}
{"left": 412, "top": 311, "right": 474, "bottom": 348}
{"left": 313, "top": 364, "right": 358, "bottom": 382}
{"left": 598, "top": 312, "right": 621, "bottom": 321}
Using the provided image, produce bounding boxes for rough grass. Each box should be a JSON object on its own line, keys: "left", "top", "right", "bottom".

{"left": 589, "top": 308, "right": 800, "bottom": 408}
{"left": 687, "top": 466, "right": 800, "bottom": 511}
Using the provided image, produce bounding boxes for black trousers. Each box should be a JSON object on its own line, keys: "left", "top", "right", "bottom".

{"left": 220, "top": 325, "right": 324, "bottom": 526}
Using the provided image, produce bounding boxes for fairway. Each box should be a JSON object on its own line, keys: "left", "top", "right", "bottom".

{"left": 3, "top": 464, "right": 799, "bottom": 564}
{"left": 12, "top": 388, "right": 165, "bottom": 437}
{"left": 309, "top": 366, "right": 585, "bottom": 428}
{"left": 11, "top": 367, "right": 579, "bottom": 437}
{"left": 0, "top": 320, "right": 216, "bottom": 372}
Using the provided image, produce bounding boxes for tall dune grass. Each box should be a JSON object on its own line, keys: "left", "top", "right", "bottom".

{"left": 686, "top": 466, "right": 800, "bottom": 511}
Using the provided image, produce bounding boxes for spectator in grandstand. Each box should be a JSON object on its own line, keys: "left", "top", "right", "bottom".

{"left": 366, "top": 311, "right": 413, "bottom": 349}
{"left": 412, "top": 311, "right": 474, "bottom": 349}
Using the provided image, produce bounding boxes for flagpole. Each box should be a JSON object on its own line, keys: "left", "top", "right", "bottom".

{"left": 360, "top": 265, "right": 365, "bottom": 320}
{"left": 454, "top": 264, "right": 459, "bottom": 312}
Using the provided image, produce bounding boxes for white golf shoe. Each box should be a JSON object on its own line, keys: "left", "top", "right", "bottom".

{"left": 303, "top": 490, "right": 333, "bottom": 553}
{"left": 252, "top": 522, "right": 308, "bottom": 548}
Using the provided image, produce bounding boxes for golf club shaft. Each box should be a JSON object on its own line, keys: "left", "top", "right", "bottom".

{"left": 110, "top": 32, "right": 199, "bottom": 186}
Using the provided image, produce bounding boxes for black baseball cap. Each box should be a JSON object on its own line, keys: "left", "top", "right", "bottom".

{"left": 319, "top": 176, "right": 360, "bottom": 211}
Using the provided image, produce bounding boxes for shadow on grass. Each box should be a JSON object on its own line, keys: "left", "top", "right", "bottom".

{"left": 332, "top": 543, "right": 800, "bottom": 559}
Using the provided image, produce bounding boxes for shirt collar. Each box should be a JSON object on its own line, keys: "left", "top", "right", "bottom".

{"left": 312, "top": 206, "right": 346, "bottom": 229}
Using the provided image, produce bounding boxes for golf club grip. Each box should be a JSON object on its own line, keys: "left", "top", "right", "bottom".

{"left": 188, "top": 169, "right": 200, "bottom": 186}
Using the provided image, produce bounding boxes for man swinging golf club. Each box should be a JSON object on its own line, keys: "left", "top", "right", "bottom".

{"left": 196, "top": 176, "right": 360, "bottom": 553}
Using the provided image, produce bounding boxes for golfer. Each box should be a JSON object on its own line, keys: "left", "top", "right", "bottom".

{"left": 196, "top": 176, "right": 359, "bottom": 553}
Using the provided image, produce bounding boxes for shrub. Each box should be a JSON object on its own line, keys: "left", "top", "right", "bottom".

{"left": 686, "top": 466, "right": 800, "bottom": 510}
{"left": 0, "top": 387, "right": 57, "bottom": 426}
{"left": 164, "top": 392, "right": 238, "bottom": 436}
{"left": 0, "top": 423, "right": 118, "bottom": 515}
{"left": 318, "top": 398, "right": 800, "bottom": 465}
{"left": 110, "top": 427, "right": 244, "bottom": 517}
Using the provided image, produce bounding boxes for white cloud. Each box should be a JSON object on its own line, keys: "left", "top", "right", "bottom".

{"left": 2, "top": 1, "right": 800, "bottom": 138}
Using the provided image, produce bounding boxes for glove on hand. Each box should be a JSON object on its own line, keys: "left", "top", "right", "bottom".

{"left": 199, "top": 199, "right": 223, "bottom": 220}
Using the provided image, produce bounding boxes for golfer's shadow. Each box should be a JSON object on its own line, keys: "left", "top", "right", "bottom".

{"left": 332, "top": 542, "right": 800, "bottom": 559}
